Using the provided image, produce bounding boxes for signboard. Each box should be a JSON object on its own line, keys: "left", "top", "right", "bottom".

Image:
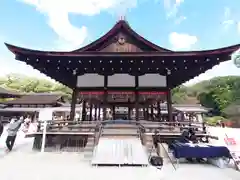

{"left": 224, "top": 137, "right": 236, "bottom": 146}
{"left": 224, "top": 135, "right": 240, "bottom": 170}
{"left": 38, "top": 108, "right": 53, "bottom": 121}
{"left": 107, "top": 91, "right": 134, "bottom": 102}
{"left": 78, "top": 91, "right": 167, "bottom": 102}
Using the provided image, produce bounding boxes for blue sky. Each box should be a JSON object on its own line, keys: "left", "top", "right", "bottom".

{"left": 0, "top": 0, "right": 240, "bottom": 85}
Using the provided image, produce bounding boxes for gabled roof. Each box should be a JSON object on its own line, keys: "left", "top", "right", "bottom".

{"left": 0, "top": 87, "right": 21, "bottom": 98}
{"left": 4, "top": 93, "right": 64, "bottom": 105}
{"left": 173, "top": 104, "right": 209, "bottom": 113}
{"left": 73, "top": 20, "right": 172, "bottom": 52}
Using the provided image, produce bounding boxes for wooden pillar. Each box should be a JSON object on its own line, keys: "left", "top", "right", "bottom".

{"left": 128, "top": 107, "right": 131, "bottom": 120}
{"left": 102, "top": 100, "right": 107, "bottom": 120}
{"left": 151, "top": 105, "right": 154, "bottom": 121}
{"left": 103, "top": 75, "right": 108, "bottom": 120}
{"left": 81, "top": 101, "right": 86, "bottom": 121}
{"left": 135, "top": 76, "right": 139, "bottom": 121}
{"left": 94, "top": 104, "right": 97, "bottom": 121}
{"left": 112, "top": 105, "right": 115, "bottom": 120}
{"left": 70, "top": 88, "right": 78, "bottom": 121}
{"left": 157, "top": 102, "right": 161, "bottom": 122}
{"left": 98, "top": 105, "right": 101, "bottom": 121}
{"left": 166, "top": 89, "right": 173, "bottom": 122}
{"left": 146, "top": 107, "right": 149, "bottom": 120}
{"left": 89, "top": 103, "right": 93, "bottom": 121}
{"left": 143, "top": 108, "right": 146, "bottom": 119}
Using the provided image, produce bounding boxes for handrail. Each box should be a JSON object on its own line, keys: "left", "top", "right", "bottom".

{"left": 35, "top": 119, "right": 206, "bottom": 135}
{"left": 92, "top": 123, "right": 103, "bottom": 159}
{"left": 94, "top": 122, "right": 103, "bottom": 147}
{"left": 158, "top": 142, "right": 177, "bottom": 170}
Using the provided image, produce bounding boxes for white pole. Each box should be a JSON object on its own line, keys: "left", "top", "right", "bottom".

{"left": 41, "top": 120, "right": 47, "bottom": 153}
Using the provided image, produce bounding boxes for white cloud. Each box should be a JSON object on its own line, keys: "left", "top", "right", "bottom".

{"left": 221, "top": 7, "right": 240, "bottom": 34}
{"left": 0, "top": 36, "right": 53, "bottom": 80}
{"left": 163, "top": 0, "right": 184, "bottom": 19}
{"left": 20, "top": 0, "right": 138, "bottom": 50}
{"left": 169, "top": 32, "right": 197, "bottom": 50}
{"left": 238, "top": 22, "right": 240, "bottom": 33}
{"left": 222, "top": 7, "right": 234, "bottom": 29}
{"left": 175, "top": 15, "right": 186, "bottom": 24}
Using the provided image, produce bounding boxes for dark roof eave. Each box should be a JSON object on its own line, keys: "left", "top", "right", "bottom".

{"left": 5, "top": 42, "right": 240, "bottom": 58}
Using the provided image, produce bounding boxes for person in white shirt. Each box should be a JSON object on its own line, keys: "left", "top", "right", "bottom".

{"left": 6, "top": 117, "right": 24, "bottom": 152}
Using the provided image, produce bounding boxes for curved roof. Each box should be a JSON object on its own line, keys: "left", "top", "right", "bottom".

{"left": 73, "top": 20, "right": 172, "bottom": 52}
{"left": 4, "top": 19, "right": 240, "bottom": 57}
{"left": 4, "top": 93, "right": 64, "bottom": 105}
{"left": 5, "top": 42, "right": 240, "bottom": 58}
{"left": 4, "top": 20, "right": 240, "bottom": 88}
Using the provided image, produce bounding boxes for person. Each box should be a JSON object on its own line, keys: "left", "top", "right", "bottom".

{"left": 189, "top": 129, "right": 198, "bottom": 144}
{"left": 22, "top": 116, "right": 31, "bottom": 133}
{"left": 0, "top": 120, "right": 3, "bottom": 137}
{"left": 221, "top": 121, "right": 225, "bottom": 128}
{"left": 5, "top": 117, "right": 24, "bottom": 152}
{"left": 188, "top": 129, "right": 204, "bottom": 163}
{"left": 179, "top": 130, "right": 190, "bottom": 143}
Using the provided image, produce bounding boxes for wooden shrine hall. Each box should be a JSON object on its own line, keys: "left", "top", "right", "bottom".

{"left": 0, "top": 87, "right": 21, "bottom": 99}
{"left": 5, "top": 19, "right": 240, "bottom": 124}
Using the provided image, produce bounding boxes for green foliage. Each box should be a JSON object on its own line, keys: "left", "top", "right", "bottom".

{"left": 222, "top": 100, "right": 240, "bottom": 117}
{"left": 171, "top": 86, "right": 188, "bottom": 103}
{"left": 204, "top": 116, "right": 227, "bottom": 126}
{"left": 1, "top": 73, "right": 240, "bottom": 118}
{"left": 0, "top": 74, "right": 72, "bottom": 101}
{"left": 190, "top": 76, "right": 240, "bottom": 116}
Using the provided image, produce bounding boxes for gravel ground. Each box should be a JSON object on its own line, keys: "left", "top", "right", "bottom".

{"left": 0, "top": 127, "right": 239, "bottom": 180}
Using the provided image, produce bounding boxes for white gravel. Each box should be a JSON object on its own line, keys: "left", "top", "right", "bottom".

{"left": 0, "top": 127, "right": 239, "bottom": 180}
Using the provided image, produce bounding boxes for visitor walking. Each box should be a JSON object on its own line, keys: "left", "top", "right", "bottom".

{"left": 5, "top": 117, "right": 24, "bottom": 152}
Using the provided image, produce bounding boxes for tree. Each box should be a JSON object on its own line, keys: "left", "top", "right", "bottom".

{"left": 195, "top": 76, "right": 240, "bottom": 115}
{"left": 1, "top": 73, "right": 240, "bottom": 117}
{"left": 171, "top": 86, "right": 188, "bottom": 103}
{"left": 0, "top": 74, "right": 72, "bottom": 101}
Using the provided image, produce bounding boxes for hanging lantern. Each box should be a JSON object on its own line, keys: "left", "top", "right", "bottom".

{"left": 232, "top": 48, "right": 240, "bottom": 68}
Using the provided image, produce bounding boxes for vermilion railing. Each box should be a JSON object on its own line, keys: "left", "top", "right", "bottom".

{"left": 79, "top": 91, "right": 167, "bottom": 95}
